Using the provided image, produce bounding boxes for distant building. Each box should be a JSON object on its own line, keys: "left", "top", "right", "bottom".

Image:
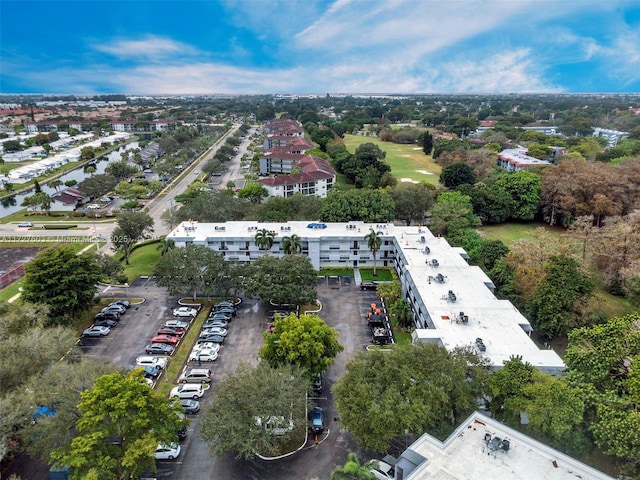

{"left": 592, "top": 127, "right": 628, "bottom": 148}
{"left": 51, "top": 187, "right": 90, "bottom": 211}
{"left": 258, "top": 119, "right": 336, "bottom": 198}
{"left": 498, "top": 148, "right": 551, "bottom": 172}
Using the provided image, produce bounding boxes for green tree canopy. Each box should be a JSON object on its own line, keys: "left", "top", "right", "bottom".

{"left": 200, "top": 363, "right": 309, "bottom": 459}
{"left": 388, "top": 183, "right": 435, "bottom": 226}
{"left": 153, "top": 244, "right": 235, "bottom": 300}
{"left": 237, "top": 182, "right": 268, "bottom": 203}
{"left": 22, "top": 246, "right": 103, "bottom": 324}
{"left": 111, "top": 211, "right": 154, "bottom": 265}
{"left": 52, "top": 370, "right": 184, "bottom": 480}
{"left": 333, "top": 343, "right": 487, "bottom": 452}
{"left": 245, "top": 255, "right": 317, "bottom": 306}
{"left": 493, "top": 170, "right": 541, "bottom": 221}
{"left": 331, "top": 452, "right": 376, "bottom": 480}
{"left": 429, "top": 190, "right": 480, "bottom": 236}
{"left": 259, "top": 313, "right": 343, "bottom": 375}
{"left": 439, "top": 162, "right": 476, "bottom": 189}
{"left": 319, "top": 188, "right": 395, "bottom": 223}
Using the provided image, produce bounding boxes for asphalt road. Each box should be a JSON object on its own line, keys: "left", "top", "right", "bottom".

{"left": 79, "top": 277, "right": 382, "bottom": 480}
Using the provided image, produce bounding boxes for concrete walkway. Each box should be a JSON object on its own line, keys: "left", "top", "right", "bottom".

{"left": 353, "top": 267, "right": 362, "bottom": 284}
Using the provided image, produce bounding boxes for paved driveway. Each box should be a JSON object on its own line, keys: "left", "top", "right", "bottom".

{"left": 12, "top": 278, "right": 383, "bottom": 480}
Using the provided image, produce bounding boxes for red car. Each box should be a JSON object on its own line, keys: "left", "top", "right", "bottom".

{"left": 156, "top": 326, "right": 185, "bottom": 336}
{"left": 150, "top": 334, "right": 179, "bottom": 345}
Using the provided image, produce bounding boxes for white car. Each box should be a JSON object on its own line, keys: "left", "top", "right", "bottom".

{"left": 83, "top": 325, "right": 110, "bottom": 337}
{"left": 170, "top": 383, "right": 206, "bottom": 399}
{"left": 136, "top": 356, "right": 168, "bottom": 370}
{"left": 369, "top": 460, "right": 395, "bottom": 480}
{"left": 173, "top": 307, "right": 198, "bottom": 317}
{"left": 188, "top": 349, "right": 218, "bottom": 362}
{"left": 164, "top": 319, "right": 189, "bottom": 329}
{"left": 200, "top": 327, "right": 227, "bottom": 337}
{"left": 192, "top": 342, "right": 221, "bottom": 354}
{"left": 154, "top": 443, "right": 181, "bottom": 460}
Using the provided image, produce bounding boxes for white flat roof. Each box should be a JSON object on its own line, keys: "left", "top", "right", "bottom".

{"left": 404, "top": 412, "right": 614, "bottom": 480}
{"left": 168, "top": 221, "right": 565, "bottom": 372}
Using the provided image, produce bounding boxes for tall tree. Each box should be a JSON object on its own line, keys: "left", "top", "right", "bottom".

{"left": 320, "top": 189, "right": 395, "bottom": 223}
{"left": 493, "top": 170, "right": 541, "bottom": 221}
{"left": 333, "top": 343, "right": 487, "bottom": 452}
{"left": 364, "top": 228, "right": 382, "bottom": 276}
{"left": 429, "top": 191, "right": 480, "bottom": 236}
{"left": 331, "top": 452, "right": 376, "bottom": 480}
{"left": 282, "top": 234, "right": 302, "bottom": 254}
{"left": 388, "top": 183, "right": 435, "bottom": 226}
{"left": 153, "top": 244, "right": 232, "bottom": 300}
{"left": 200, "top": 363, "right": 309, "bottom": 459}
{"left": 111, "top": 212, "right": 154, "bottom": 265}
{"left": 439, "top": 162, "right": 476, "bottom": 189}
{"left": 245, "top": 255, "right": 317, "bottom": 306}
{"left": 51, "top": 370, "right": 184, "bottom": 480}
{"left": 259, "top": 313, "right": 343, "bottom": 375}
{"left": 22, "top": 246, "right": 103, "bottom": 324}
{"left": 254, "top": 228, "right": 275, "bottom": 251}
{"left": 422, "top": 132, "right": 433, "bottom": 156}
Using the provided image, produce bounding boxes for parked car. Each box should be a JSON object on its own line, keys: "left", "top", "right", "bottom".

{"left": 179, "top": 368, "right": 212, "bottom": 384}
{"left": 180, "top": 399, "right": 200, "bottom": 414}
{"left": 197, "top": 334, "right": 225, "bottom": 344}
{"left": 173, "top": 307, "right": 198, "bottom": 317}
{"left": 111, "top": 300, "right": 131, "bottom": 309}
{"left": 156, "top": 326, "right": 185, "bottom": 336}
{"left": 141, "top": 365, "right": 161, "bottom": 379}
{"left": 368, "top": 460, "right": 395, "bottom": 480}
{"left": 164, "top": 319, "right": 189, "bottom": 329}
{"left": 310, "top": 406, "right": 324, "bottom": 433}
{"left": 202, "top": 319, "right": 228, "bottom": 329}
{"left": 212, "top": 307, "right": 236, "bottom": 317}
{"left": 93, "top": 318, "right": 117, "bottom": 328}
{"left": 83, "top": 325, "right": 110, "bottom": 337}
{"left": 136, "top": 355, "right": 168, "bottom": 369}
{"left": 312, "top": 372, "right": 323, "bottom": 393}
{"left": 102, "top": 304, "right": 126, "bottom": 314}
{"left": 192, "top": 342, "right": 221, "bottom": 353}
{"left": 360, "top": 281, "right": 378, "bottom": 291}
{"left": 200, "top": 327, "right": 227, "bottom": 337}
{"left": 154, "top": 443, "right": 181, "bottom": 460}
{"left": 208, "top": 313, "right": 232, "bottom": 322}
{"left": 150, "top": 335, "right": 179, "bottom": 345}
{"left": 95, "top": 311, "right": 120, "bottom": 321}
{"left": 214, "top": 300, "right": 236, "bottom": 308}
{"left": 188, "top": 349, "right": 218, "bottom": 362}
{"left": 170, "top": 384, "right": 205, "bottom": 399}
{"left": 145, "top": 343, "right": 175, "bottom": 355}
{"left": 18, "top": 221, "right": 34, "bottom": 227}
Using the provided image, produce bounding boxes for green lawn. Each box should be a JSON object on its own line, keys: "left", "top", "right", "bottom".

{"left": 120, "top": 241, "right": 164, "bottom": 282}
{"left": 343, "top": 134, "right": 441, "bottom": 185}
{"left": 360, "top": 267, "right": 393, "bottom": 281}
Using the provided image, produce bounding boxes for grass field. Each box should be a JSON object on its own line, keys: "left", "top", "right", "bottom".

{"left": 477, "top": 222, "right": 637, "bottom": 318}
{"left": 343, "top": 134, "right": 441, "bottom": 185}
{"left": 120, "top": 241, "right": 163, "bottom": 281}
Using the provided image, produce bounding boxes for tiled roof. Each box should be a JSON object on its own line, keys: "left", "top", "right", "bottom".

{"left": 258, "top": 154, "right": 335, "bottom": 187}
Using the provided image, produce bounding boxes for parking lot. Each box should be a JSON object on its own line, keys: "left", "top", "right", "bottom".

{"left": 76, "top": 277, "right": 384, "bottom": 479}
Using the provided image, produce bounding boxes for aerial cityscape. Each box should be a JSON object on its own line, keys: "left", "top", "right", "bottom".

{"left": 1, "top": 1, "right": 640, "bottom": 480}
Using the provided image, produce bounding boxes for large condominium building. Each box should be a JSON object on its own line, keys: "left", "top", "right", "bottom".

{"left": 167, "top": 220, "right": 565, "bottom": 374}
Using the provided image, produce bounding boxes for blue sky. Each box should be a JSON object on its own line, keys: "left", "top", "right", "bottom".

{"left": 1, "top": 0, "right": 639, "bottom": 94}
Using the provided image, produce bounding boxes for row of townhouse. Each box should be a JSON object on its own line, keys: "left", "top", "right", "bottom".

{"left": 25, "top": 118, "right": 179, "bottom": 134}
{"left": 257, "top": 119, "right": 336, "bottom": 198}
{"left": 167, "top": 220, "right": 565, "bottom": 374}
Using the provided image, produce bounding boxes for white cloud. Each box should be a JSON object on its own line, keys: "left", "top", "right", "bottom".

{"left": 93, "top": 35, "right": 200, "bottom": 60}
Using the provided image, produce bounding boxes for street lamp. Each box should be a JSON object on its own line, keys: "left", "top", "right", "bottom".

{"left": 124, "top": 283, "right": 129, "bottom": 301}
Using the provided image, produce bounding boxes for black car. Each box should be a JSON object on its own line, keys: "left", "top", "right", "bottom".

{"left": 360, "top": 281, "right": 378, "bottom": 291}
{"left": 214, "top": 300, "right": 235, "bottom": 308}
{"left": 142, "top": 365, "right": 161, "bottom": 379}
{"left": 93, "top": 318, "right": 118, "bottom": 328}
{"left": 145, "top": 343, "right": 175, "bottom": 355}
{"left": 196, "top": 334, "right": 225, "bottom": 344}
{"left": 95, "top": 311, "right": 120, "bottom": 321}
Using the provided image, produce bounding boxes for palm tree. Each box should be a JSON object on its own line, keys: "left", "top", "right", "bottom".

{"left": 364, "top": 228, "right": 383, "bottom": 276}
{"left": 282, "top": 234, "right": 302, "bottom": 255}
{"left": 390, "top": 298, "right": 413, "bottom": 328}
{"left": 49, "top": 179, "right": 63, "bottom": 192}
{"left": 330, "top": 452, "right": 376, "bottom": 480}
{"left": 157, "top": 238, "right": 176, "bottom": 256}
{"left": 254, "top": 228, "right": 274, "bottom": 251}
